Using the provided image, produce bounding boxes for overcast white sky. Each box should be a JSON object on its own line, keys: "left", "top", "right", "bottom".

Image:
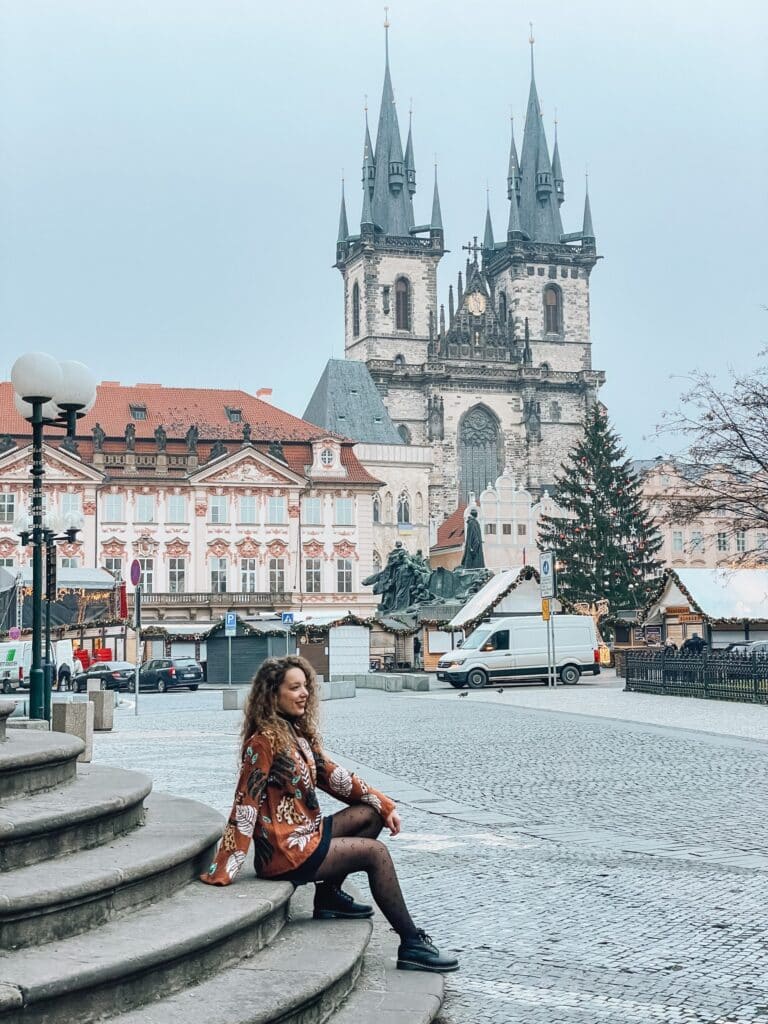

{"left": 0, "top": 0, "right": 765, "bottom": 457}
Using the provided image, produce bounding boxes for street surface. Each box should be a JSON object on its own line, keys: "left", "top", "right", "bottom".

{"left": 94, "top": 679, "right": 768, "bottom": 1024}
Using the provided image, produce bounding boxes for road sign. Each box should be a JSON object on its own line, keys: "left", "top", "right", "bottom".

{"left": 225, "top": 612, "right": 237, "bottom": 637}
{"left": 281, "top": 612, "right": 294, "bottom": 625}
{"left": 130, "top": 559, "right": 142, "bottom": 587}
{"left": 539, "top": 550, "right": 556, "bottom": 599}
{"left": 541, "top": 598, "right": 551, "bottom": 621}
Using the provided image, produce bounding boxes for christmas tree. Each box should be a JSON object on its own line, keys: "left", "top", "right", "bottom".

{"left": 538, "top": 405, "right": 663, "bottom": 612}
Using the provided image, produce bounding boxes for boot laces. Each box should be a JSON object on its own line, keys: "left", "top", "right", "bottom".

{"left": 416, "top": 929, "right": 436, "bottom": 949}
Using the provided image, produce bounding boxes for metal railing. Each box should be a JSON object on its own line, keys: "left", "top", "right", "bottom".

{"left": 625, "top": 650, "right": 768, "bottom": 704}
{"left": 134, "top": 591, "right": 290, "bottom": 607}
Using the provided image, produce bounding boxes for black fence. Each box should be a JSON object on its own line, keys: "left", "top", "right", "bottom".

{"left": 625, "top": 650, "right": 768, "bottom": 704}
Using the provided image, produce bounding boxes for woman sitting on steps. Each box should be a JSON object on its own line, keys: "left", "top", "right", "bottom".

{"left": 201, "top": 655, "right": 458, "bottom": 974}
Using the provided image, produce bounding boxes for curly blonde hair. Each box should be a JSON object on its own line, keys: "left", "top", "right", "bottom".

{"left": 240, "top": 655, "right": 321, "bottom": 760}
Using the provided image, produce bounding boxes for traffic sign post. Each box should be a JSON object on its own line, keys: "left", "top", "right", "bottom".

{"left": 281, "top": 612, "right": 294, "bottom": 657}
{"left": 225, "top": 612, "right": 237, "bottom": 686}
{"left": 130, "top": 559, "right": 142, "bottom": 717}
{"left": 540, "top": 551, "right": 557, "bottom": 687}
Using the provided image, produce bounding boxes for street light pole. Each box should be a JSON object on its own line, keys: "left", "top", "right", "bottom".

{"left": 29, "top": 402, "right": 45, "bottom": 721}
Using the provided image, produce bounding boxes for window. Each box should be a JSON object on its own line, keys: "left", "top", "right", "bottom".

{"left": 544, "top": 285, "right": 562, "bottom": 333}
{"left": 672, "top": 531, "right": 684, "bottom": 553}
{"left": 269, "top": 558, "right": 285, "bottom": 592}
{"left": 209, "top": 495, "right": 228, "bottom": 524}
{"left": 393, "top": 353, "right": 405, "bottom": 367}
{"left": 717, "top": 532, "right": 729, "bottom": 552}
{"left": 691, "top": 531, "right": 704, "bottom": 553}
{"left": 267, "top": 496, "right": 287, "bottom": 524}
{"left": 320, "top": 448, "right": 334, "bottom": 467}
{"left": 241, "top": 558, "right": 258, "bottom": 591}
{"left": 352, "top": 281, "right": 360, "bottom": 337}
{"left": 0, "top": 557, "right": 15, "bottom": 569}
{"left": 167, "top": 495, "right": 186, "bottom": 523}
{"left": 517, "top": 524, "right": 527, "bottom": 537}
{"left": 395, "top": 277, "right": 410, "bottom": 330}
{"left": 397, "top": 493, "right": 411, "bottom": 525}
{"left": 225, "top": 407, "right": 242, "bottom": 423}
{"left": 103, "top": 494, "right": 124, "bottom": 522}
{"left": 758, "top": 533, "right": 768, "bottom": 551}
{"left": 305, "top": 558, "right": 322, "bottom": 593}
{"left": 335, "top": 497, "right": 353, "bottom": 525}
{"left": 372, "top": 495, "right": 381, "bottom": 523}
{"left": 482, "top": 629, "right": 510, "bottom": 652}
{"left": 138, "top": 558, "right": 154, "bottom": 594}
{"left": 61, "top": 493, "right": 81, "bottom": 516}
{"left": 60, "top": 557, "right": 79, "bottom": 569}
{"left": 502, "top": 523, "right": 512, "bottom": 536}
{"left": 239, "top": 495, "right": 257, "bottom": 524}
{"left": 499, "top": 292, "right": 507, "bottom": 323}
{"left": 303, "top": 497, "right": 322, "bottom": 525}
{"left": 168, "top": 558, "right": 186, "bottom": 593}
{"left": 458, "top": 405, "right": 503, "bottom": 503}
{"left": 104, "top": 557, "right": 122, "bottom": 577}
{"left": 485, "top": 523, "right": 497, "bottom": 535}
{"left": 135, "top": 495, "right": 155, "bottom": 523}
{"left": 736, "top": 530, "right": 747, "bottom": 553}
{"left": 337, "top": 558, "right": 353, "bottom": 593}
{"left": 210, "top": 557, "right": 227, "bottom": 593}
{"left": 129, "top": 404, "right": 147, "bottom": 420}
{"left": 397, "top": 424, "right": 411, "bottom": 445}
{"left": 382, "top": 286, "right": 391, "bottom": 315}
{"left": 0, "top": 493, "right": 15, "bottom": 523}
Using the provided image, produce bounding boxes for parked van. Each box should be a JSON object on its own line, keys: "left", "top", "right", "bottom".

{"left": 436, "top": 614, "right": 600, "bottom": 688}
{"left": 0, "top": 641, "right": 30, "bottom": 693}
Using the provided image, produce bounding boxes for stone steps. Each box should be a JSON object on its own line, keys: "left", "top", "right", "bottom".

{"left": 0, "top": 876, "right": 293, "bottom": 1024}
{"left": 0, "top": 792, "right": 222, "bottom": 948}
{"left": 0, "top": 729, "right": 82, "bottom": 799}
{"left": 0, "top": 765, "right": 152, "bottom": 870}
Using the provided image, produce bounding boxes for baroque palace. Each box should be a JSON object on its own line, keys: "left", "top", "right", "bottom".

{"left": 306, "top": 25, "right": 605, "bottom": 525}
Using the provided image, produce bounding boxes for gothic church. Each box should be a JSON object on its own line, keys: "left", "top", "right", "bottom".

{"left": 306, "top": 26, "right": 605, "bottom": 526}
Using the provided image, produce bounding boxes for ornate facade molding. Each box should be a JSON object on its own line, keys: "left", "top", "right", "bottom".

{"left": 333, "top": 539, "right": 359, "bottom": 561}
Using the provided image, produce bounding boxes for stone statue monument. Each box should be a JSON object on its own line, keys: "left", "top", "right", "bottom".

{"left": 92, "top": 423, "right": 105, "bottom": 451}
{"left": 154, "top": 425, "right": 167, "bottom": 451}
{"left": 461, "top": 508, "right": 485, "bottom": 569}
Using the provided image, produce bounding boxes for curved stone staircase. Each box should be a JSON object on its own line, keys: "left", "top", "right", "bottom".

{"left": 0, "top": 704, "right": 444, "bottom": 1024}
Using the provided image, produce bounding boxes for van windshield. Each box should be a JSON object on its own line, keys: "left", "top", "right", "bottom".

{"left": 461, "top": 628, "right": 493, "bottom": 650}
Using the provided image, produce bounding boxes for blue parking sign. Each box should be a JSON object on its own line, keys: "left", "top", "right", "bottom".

{"left": 225, "top": 612, "right": 237, "bottom": 637}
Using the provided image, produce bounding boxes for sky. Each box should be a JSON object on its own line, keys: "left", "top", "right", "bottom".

{"left": 0, "top": 0, "right": 766, "bottom": 459}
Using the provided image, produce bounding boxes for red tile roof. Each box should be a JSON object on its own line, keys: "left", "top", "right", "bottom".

{"left": 0, "top": 381, "right": 338, "bottom": 443}
{"left": 433, "top": 504, "right": 467, "bottom": 551}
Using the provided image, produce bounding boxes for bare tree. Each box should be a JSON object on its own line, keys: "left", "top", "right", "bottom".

{"left": 658, "top": 355, "right": 768, "bottom": 561}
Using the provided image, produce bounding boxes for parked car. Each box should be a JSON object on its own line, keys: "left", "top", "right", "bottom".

{"left": 139, "top": 658, "right": 203, "bottom": 692}
{"left": 724, "top": 642, "right": 753, "bottom": 655}
{"left": 74, "top": 661, "right": 136, "bottom": 693}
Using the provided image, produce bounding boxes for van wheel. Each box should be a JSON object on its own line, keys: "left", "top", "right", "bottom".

{"left": 1, "top": 681, "right": 12, "bottom": 694}
{"left": 157, "top": 679, "right": 167, "bottom": 693}
{"left": 560, "top": 664, "right": 581, "bottom": 685}
{"left": 467, "top": 669, "right": 488, "bottom": 689}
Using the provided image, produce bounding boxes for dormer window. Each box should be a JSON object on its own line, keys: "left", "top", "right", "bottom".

{"left": 226, "top": 407, "right": 242, "bottom": 423}
{"left": 129, "top": 405, "right": 147, "bottom": 420}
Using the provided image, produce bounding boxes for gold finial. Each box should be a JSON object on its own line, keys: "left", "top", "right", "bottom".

{"left": 384, "top": 5, "right": 390, "bottom": 29}
{"left": 364, "top": 93, "right": 368, "bottom": 114}
{"left": 528, "top": 21, "right": 534, "bottom": 45}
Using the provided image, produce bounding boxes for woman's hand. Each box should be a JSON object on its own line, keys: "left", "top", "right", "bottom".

{"left": 383, "top": 809, "right": 401, "bottom": 836}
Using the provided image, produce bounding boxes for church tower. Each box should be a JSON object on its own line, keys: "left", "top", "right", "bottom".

{"left": 335, "top": 19, "right": 444, "bottom": 372}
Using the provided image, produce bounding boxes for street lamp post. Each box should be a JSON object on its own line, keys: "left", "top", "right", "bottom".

{"left": 11, "top": 354, "right": 96, "bottom": 721}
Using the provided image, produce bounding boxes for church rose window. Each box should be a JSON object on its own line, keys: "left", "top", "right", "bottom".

{"left": 352, "top": 282, "right": 360, "bottom": 337}
{"left": 395, "top": 278, "right": 410, "bottom": 330}
{"left": 544, "top": 285, "right": 562, "bottom": 334}
{"left": 458, "top": 405, "right": 503, "bottom": 503}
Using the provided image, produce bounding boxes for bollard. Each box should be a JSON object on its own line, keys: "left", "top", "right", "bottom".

{"left": 52, "top": 701, "right": 94, "bottom": 763}
{"left": 89, "top": 689, "right": 114, "bottom": 731}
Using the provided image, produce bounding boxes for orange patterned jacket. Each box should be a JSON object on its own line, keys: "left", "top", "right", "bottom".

{"left": 201, "top": 729, "right": 396, "bottom": 884}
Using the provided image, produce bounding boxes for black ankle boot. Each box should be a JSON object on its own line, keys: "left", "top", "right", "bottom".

{"left": 397, "top": 929, "right": 459, "bottom": 972}
{"left": 313, "top": 884, "right": 374, "bottom": 920}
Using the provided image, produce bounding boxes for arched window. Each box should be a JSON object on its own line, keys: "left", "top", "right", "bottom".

{"left": 397, "top": 423, "right": 411, "bottom": 445}
{"left": 393, "top": 354, "right": 405, "bottom": 367}
{"left": 540, "top": 362, "right": 551, "bottom": 375}
{"left": 395, "top": 277, "right": 410, "bottom": 330}
{"left": 397, "top": 492, "right": 411, "bottom": 525}
{"left": 352, "top": 281, "right": 360, "bottom": 337}
{"left": 458, "top": 405, "right": 503, "bottom": 503}
{"left": 372, "top": 494, "right": 381, "bottom": 523}
{"left": 415, "top": 492, "right": 424, "bottom": 520}
{"left": 499, "top": 292, "right": 507, "bottom": 323}
{"left": 544, "top": 285, "right": 562, "bottom": 334}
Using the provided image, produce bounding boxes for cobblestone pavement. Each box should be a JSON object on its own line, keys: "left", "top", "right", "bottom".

{"left": 95, "top": 689, "right": 768, "bottom": 1024}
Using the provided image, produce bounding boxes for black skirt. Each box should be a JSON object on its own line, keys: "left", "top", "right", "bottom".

{"left": 270, "top": 815, "right": 333, "bottom": 885}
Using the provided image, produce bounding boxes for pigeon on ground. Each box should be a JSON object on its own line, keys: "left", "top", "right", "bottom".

{"left": 458, "top": 691, "right": 468, "bottom": 698}
{"left": 497, "top": 688, "right": 504, "bottom": 694}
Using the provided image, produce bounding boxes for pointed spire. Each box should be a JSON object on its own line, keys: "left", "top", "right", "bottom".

{"left": 552, "top": 113, "right": 565, "bottom": 206}
{"left": 507, "top": 175, "right": 523, "bottom": 240}
{"left": 582, "top": 172, "right": 595, "bottom": 246}
{"left": 483, "top": 191, "right": 494, "bottom": 251}
{"left": 448, "top": 284, "right": 455, "bottom": 323}
{"left": 457, "top": 270, "right": 464, "bottom": 307}
{"left": 361, "top": 102, "right": 375, "bottom": 199}
{"left": 371, "top": 11, "right": 410, "bottom": 235}
{"left": 405, "top": 105, "right": 416, "bottom": 196}
{"left": 507, "top": 114, "right": 520, "bottom": 200}
{"left": 430, "top": 165, "right": 443, "bottom": 231}
{"left": 361, "top": 155, "right": 374, "bottom": 229}
{"left": 337, "top": 179, "right": 349, "bottom": 242}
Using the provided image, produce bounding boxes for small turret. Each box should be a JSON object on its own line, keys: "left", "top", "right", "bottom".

{"left": 361, "top": 106, "right": 375, "bottom": 198}
{"left": 582, "top": 174, "right": 596, "bottom": 252}
{"left": 405, "top": 108, "right": 416, "bottom": 197}
{"left": 552, "top": 118, "right": 565, "bottom": 206}
{"left": 448, "top": 284, "right": 455, "bottom": 323}
{"left": 535, "top": 115, "right": 553, "bottom": 201}
{"left": 336, "top": 179, "right": 349, "bottom": 263}
{"left": 483, "top": 195, "right": 495, "bottom": 252}
{"left": 457, "top": 270, "right": 464, "bottom": 308}
{"left": 507, "top": 115, "right": 520, "bottom": 200}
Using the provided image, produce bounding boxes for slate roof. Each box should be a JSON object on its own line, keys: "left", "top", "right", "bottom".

{"left": 303, "top": 361, "right": 403, "bottom": 444}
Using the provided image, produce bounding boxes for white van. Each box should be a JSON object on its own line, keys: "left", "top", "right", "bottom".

{"left": 0, "top": 641, "right": 30, "bottom": 693}
{"left": 436, "top": 614, "right": 600, "bottom": 688}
